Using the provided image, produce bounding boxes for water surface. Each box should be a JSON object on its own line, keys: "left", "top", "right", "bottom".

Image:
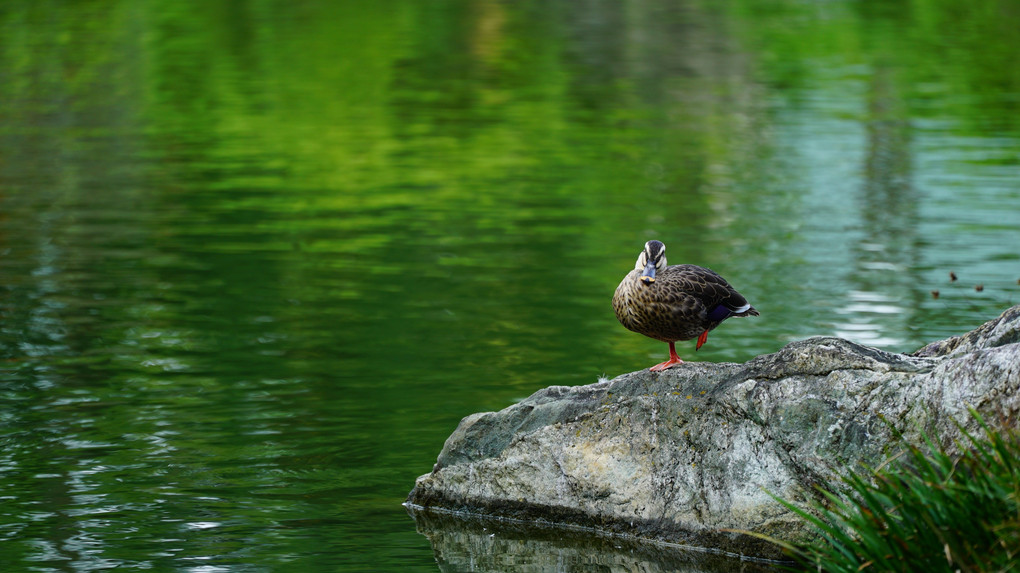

{"left": 1, "top": 0, "right": 1018, "bottom": 571}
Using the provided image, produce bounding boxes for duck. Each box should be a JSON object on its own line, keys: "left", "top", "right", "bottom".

{"left": 613, "top": 240, "right": 759, "bottom": 371}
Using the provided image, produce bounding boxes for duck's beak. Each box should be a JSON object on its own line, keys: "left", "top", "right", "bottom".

{"left": 640, "top": 263, "right": 656, "bottom": 284}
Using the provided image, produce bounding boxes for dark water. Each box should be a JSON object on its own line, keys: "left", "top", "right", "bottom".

{"left": 1, "top": 0, "right": 1018, "bottom": 571}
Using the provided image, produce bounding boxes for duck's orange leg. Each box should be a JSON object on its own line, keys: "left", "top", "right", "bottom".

{"left": 696, "top": 330, "right": 709, "bottom": 350}
{"left": 650, "top": 341, "right": 684, "bottom": 371}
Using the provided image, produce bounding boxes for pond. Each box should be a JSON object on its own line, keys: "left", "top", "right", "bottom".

{"left": 1, "top": 0, "right": 1018, "bottom": 571}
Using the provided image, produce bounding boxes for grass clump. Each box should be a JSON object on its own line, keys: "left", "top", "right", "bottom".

{"left": 774, "top": 412, "right": 1020, "bottom": 572}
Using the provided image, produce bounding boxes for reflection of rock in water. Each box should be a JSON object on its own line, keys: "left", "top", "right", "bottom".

{"left": 407, "top": 505, "right": 783, "bottom": 573}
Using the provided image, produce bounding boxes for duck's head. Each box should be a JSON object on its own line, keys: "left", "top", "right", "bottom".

{"left": 635, "top": 240, "right": 667, "bottom": 285}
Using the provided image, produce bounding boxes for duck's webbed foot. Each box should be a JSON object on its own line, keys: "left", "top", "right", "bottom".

{"left": 649, "top": 341, "right": 684, "bottom": 371}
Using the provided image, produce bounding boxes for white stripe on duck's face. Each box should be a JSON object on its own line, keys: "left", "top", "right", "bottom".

{"left": 636, "top": 240, "right": 668, "bottom": 284}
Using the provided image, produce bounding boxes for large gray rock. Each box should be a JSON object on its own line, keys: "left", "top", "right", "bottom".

{"left": 407, "top": 306, "right": 1020, "bottom": 561}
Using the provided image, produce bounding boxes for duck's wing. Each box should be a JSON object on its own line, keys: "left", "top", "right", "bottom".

{"left": 664, "top": 265, "right": 757, "bottom": 316}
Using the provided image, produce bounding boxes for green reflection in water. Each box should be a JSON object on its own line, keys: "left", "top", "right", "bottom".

{"left": 0, "top": 0, "right": 1018, "bottom": 571}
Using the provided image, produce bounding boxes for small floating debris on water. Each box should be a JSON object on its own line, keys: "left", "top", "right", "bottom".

{"left": 949, "top": 271, "right": 958, "bottom": 282}
{"left": 975, "top": 284, "right": 984, "bottom": 292}
{"left": 931, "top": 290, "right": 940, "bottom": 299}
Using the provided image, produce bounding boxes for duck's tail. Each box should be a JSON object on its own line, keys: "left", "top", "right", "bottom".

{"left": 730, "top": 303, "right": 759, "bottom": 317}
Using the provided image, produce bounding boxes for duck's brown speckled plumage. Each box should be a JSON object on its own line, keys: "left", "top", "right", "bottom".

{"left": 613, "top": 240, "right": 758, "bottom": 370}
